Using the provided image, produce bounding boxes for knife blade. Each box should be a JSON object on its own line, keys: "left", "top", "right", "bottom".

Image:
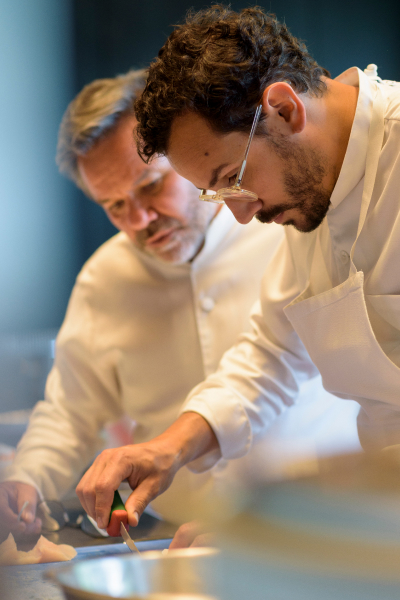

{"left": 120, "top": 521, "right": 141, "bottom": 554}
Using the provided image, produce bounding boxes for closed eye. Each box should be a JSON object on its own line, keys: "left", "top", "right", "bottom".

{"left": 107, "top": 199, "right": 126, "bottom": 217}
{"left": 228, "top": 173, "right": 238, "bottom": 185}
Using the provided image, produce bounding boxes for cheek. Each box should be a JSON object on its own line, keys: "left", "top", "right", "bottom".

{"left": 249, "top": 167, "right": 285, "bottom": 200}
{"left": 246, "top": 144, "right": 286, "bottom": 198}
{"left": 157, "top": 179, "right": 198, "bottom": 216}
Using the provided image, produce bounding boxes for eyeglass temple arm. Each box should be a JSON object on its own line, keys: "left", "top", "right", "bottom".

{"left": 235, "top": 104, "right": 263, "bottom": 187}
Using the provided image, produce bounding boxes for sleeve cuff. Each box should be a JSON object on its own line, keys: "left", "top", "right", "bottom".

{"left": 2, "top": 468, "right": 44, "bottom": 501}
{"left": 180, "top": 387, "right": 253, "bottom": 472}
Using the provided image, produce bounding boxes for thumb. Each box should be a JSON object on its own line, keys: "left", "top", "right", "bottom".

{"left": 125, "top": 479, "right": 159, "bottom": 527}
{"left": 17, "top": 485, "right": 39, "bottom": 524}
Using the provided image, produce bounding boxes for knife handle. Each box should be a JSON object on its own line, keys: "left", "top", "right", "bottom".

{"left": 107, "top": 490, "right": 129, "bottom": 537}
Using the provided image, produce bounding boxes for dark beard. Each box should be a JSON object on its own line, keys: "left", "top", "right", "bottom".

{"left": 256, "top": 134, "right": 332, "bottom": 233}
{"left": 256, "top": 189, "right": 331, "bottom": 233}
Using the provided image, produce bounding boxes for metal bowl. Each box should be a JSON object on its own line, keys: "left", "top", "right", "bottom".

{"left": 47, "top": 547, "right": 219, "bottom": 600}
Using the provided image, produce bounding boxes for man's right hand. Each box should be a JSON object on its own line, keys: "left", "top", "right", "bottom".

{"left": 76, "top": 412, "right": 219, "bottom": 530}
{"left": 0, "top": 482, "right": 42, "bottom": 539}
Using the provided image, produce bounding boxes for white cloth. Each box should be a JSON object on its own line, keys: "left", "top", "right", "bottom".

{"left": 5, "top": 206, "right": 360, "bottom": 522}
{"left": 183, "top": 67, "right": 400, "bottom": 471}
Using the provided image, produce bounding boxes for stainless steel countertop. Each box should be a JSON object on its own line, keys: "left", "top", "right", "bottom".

{"left": 1, "top": 539, "right": 172, "bottom": 600}
{"left": 1, "top": 494, "right": 178, "bottom": 600}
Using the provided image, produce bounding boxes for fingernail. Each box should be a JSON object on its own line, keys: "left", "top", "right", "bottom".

{"left": 23, "top": 510, "right": 34, "bottom": 524}
{"left": 133, "top": 511, "right": 139, "bottom": 525}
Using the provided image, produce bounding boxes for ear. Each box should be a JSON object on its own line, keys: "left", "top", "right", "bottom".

{"left": 261, "top": 82, "right": 306, "bottom": 135}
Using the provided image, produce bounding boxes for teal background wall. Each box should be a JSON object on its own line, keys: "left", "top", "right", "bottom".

{"left": 0, "top": 0, "right": 399, "bottom": 412}
{"left": 1, "top": 0, "right": 399, "bottom": 336}
{"left": 0, "top": 1, "right": 82, "bottom": 334}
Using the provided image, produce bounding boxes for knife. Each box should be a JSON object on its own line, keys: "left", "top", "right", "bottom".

{"left": 107, "top": 490, "right": 141, "bottom": 554}
{"left": 120, "top": 521, "right": 141, "bottom": 554}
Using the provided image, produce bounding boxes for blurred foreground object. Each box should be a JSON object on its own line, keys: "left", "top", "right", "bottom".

{"left": 211, "top": 450, "right": 400, "bottom": 600}
{"left": 48, "top": 451, "right": 400, "bottom": 600}
{"left": 0, "top": 533, "right": 76, "bottom": 565}
{"left": 48, "top": 547, "right": 218, "bottom": 600}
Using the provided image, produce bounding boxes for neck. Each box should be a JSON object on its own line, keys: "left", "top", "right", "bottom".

{"left": 308, "top": 77, "right": 359, "bottom": 179}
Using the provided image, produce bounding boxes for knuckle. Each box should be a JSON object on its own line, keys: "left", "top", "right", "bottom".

{"left": 94, "top": 483, "right": 108, "bottom": 497}
{"left": 133, "top": 498, "right": 148, "bottom": 515}
{"left": 178, "top": 522, "right": 193, "bottom": 537}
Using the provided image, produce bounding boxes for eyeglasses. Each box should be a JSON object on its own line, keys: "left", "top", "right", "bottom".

{"left": 199, "top": 104, "right": 262, "bottom": 204}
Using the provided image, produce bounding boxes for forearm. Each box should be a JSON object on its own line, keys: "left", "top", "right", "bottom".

{"left": 153, "top": 411, "right": 219, "bottom": 471}
{"left": 6, "top": 393, "right": 105, "bottom": 499}
{"left": 76, "top": 412, "right": 220, "bottom": 529}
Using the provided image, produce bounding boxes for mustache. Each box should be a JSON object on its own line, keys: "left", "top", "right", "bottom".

{"left": 135, "top": 216, "right": 181, "bottom": 243}
{"left": 255, "top": 204, "right": 292, "bottom": 224}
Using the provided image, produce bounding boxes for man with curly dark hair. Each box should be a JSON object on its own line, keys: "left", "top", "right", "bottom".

{"left": 134, "top": 5, "right": 350, "bottom": 235}
{"left": 77, "top": 5, "right": 400, "bottom": 541}
{"left": 135, "top": 5, "right": 329, "bottom": 159}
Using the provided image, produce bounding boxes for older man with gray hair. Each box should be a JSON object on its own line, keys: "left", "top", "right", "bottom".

{"left": 0, "top": 68, "right": 359, "bottom": 539}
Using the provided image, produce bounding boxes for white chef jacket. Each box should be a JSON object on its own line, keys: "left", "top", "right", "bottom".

{"left": 5, "top": 206, "right": 360, "bottom": 523}
{"left": 183, "top": 67, "right": 400, "bottom": 471}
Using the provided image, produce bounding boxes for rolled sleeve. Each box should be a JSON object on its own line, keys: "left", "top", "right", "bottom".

{"left": 181, "top": 386, "right": 253, "bottom": 471}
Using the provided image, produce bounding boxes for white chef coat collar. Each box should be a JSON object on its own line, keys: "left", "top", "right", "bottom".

{"left": 329, "top": 67, "right": 375, "bottom": 210}
{"left": 127, "top": 205, "right": 236, "bottom": 279}
{"left": 191, "top": 205, "right": 238, "bottom": 269}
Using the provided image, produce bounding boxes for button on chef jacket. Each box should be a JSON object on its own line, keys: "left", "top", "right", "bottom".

{"left": 183, "top": 67, "right": 400, "bottom": 470}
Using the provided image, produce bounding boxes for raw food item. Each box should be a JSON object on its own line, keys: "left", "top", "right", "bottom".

{"left": 0, "top": 533, "right": 76, "bottom": 565}
{"left": 107, "top": 490, "right": 128, "bottom": 537}
{"left": 35, "top": 535, "right": 76, "bottom": 562}
{"left": 107, "top": 509, "right": 128, "bottom": 536}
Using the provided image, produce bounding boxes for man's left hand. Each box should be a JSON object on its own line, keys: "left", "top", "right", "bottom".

{"left": 169, "top": 520, "right": 215, "bottom": 549}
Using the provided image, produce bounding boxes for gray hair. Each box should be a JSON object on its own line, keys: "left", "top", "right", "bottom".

{"left": 56, "top": 69, "right": 147, "bottom": 194}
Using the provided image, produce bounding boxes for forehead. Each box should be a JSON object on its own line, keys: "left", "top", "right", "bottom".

{"left": 78, "top": 115, "right": 165, "bottom": 196}
{"left": 168, "top": 112, "right": 245, "bottom": 188}
{"left": 79, "top": 116, "right": 140, "bottom": 171}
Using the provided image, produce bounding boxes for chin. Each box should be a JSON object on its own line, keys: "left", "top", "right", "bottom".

{"left": 150, "top": 244, "right": 191, "bottom": 265}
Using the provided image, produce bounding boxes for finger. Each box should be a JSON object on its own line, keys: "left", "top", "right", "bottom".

{"left": 124, "top": 478, "right": 162, "bottom": 527}
{"left": 0, "top": 502, "right": 26, "bottom": 536}
{"left": 26, "top": 517, "right": 42, "bottom": 535}
{"left": 92, "top": 452, "right": 139, "bottom": 529}
{"left": 17, "top": 486, "right": 39, "bottom": 524}
{"left": 0, "top": 485, "right": 25, "bottom": 535}
{"left": 190, "top": 533, "right": 215, "bottom": 548}
{"left": 76, "top": 453, "right": 110, "bottom": 517}
{"left": 77, "top": 450, "right": 130, "bottom": 526}
{"left": 17, "top": 517, "right": 42, "bottom": 537}
{"left": 76, "top": 471, "right": 91, "bottom": 516}
{"left": 169, "top": 521, "right": 201, "bottom": 549}
{"left": 94, "top": 484, "right": 117, "bottom": 530}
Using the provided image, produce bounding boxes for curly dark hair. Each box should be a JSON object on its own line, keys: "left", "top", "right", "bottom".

{"left": 135, "top": 4, "right": 330, "bottom": 162}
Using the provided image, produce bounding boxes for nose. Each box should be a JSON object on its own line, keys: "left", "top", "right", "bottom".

{"left": 126, "top": 198, "right": 158, "bottom": 230}
{"left": 224, "top": 199, "right": 263, "bottom": 225}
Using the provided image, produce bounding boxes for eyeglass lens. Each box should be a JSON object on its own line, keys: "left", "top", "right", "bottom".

{"left": 200, "top": 104, "right": 262, "bottom": 204}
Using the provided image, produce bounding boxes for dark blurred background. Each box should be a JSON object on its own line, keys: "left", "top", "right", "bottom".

{"left": 0, "top": 0, "right": 399, "bottom": 412}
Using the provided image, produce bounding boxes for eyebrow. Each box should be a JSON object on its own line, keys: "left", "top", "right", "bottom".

{"left": 209, "top": 163, "right": 230, "bottom": 189}
{"left": 95, "top": 169, "right": 159, "bottom": 206}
